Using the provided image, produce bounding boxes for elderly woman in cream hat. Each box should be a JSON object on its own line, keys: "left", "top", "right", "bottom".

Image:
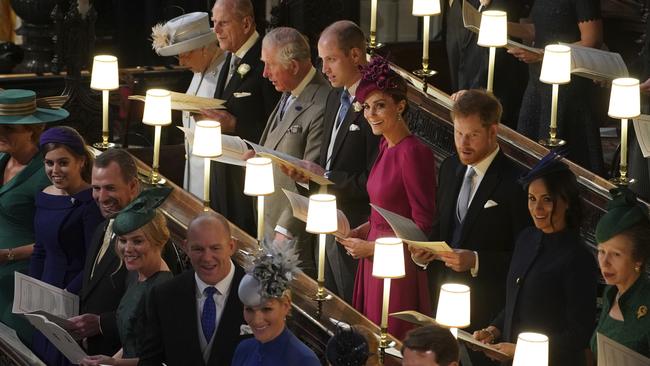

{"left": 151, "top": 12, "right": 225, "bottom": 200}
{"left": 0, "top": 89, "right": 69, "bottom": 343}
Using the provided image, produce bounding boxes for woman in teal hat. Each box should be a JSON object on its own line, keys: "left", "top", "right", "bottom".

{"left": 81, "top": 187, "right": 173, "bottom": 366}
{"left": 0, "top": 89, "right": 69, "bottom": 344}
{"left": 590, "top": 188, "right": 650, "bottom": 359}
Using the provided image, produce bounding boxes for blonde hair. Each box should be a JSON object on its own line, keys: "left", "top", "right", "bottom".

{"left": 113, "top": 209, "right": 169, "bottom": 271}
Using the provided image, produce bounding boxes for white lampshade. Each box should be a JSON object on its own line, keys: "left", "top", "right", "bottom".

{"left": 477, "top": 11, "right": 507, "bottom": 47}
{"left": 539, "top": 45, "right": 571, "bottom": 85}
{"left": 90, "top": 55, "right": 119, "bottom": 91}
{"left": 244, "top": 157, "right": 274, "bottom": 196}
{"left": 142, "top": 89, "right": 172, "bottom": 126}
{"left": 412, "top": 0, "right": 440, "bottom": 16}
{"left": 192, "top": 120, "right": 222, "bottom": 158}
{"left": 512, "top": 332, "right": 549, "bottom": 366}
{"left": 435, "top": 283, "right": 471, "bottom": 328}
{"left": 372, "top": 237, "right": 406, "bottom": 279}
{"left": 608, "top": 77, "right": 641, "bottom": 119}
{"left": 306, "top": 194, "right": 338, "bottom": 234}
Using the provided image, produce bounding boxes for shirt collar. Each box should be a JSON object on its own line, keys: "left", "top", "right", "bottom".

{"left": 195, "top": 259, "right": 236, "bottom": 297}
{"left": 291, "top": 67, "right": 316, "bottom": 98}
{"left": 346, "top": 79, "right": 360, "bottom": 100}
{"left": 234, "top": 31, "right": 259, "bottom": 60}
{"left": 469, "top": 146, "right": 499, "bottom": 178}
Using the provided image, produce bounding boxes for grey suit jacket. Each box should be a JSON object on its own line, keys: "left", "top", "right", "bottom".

{"left": 259, "top": 71, "right": 331, "bottom": 236}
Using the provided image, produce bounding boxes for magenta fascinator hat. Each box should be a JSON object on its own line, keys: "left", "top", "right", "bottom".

{"left": 355, "top": 56, "right": 404, "bottom": 104}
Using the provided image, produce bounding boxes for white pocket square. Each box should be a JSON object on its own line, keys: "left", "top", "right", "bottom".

{"left": 233, "top": 92, "right": 251, "bottom": 98}
{"left": 484, "top": 200, "right": 498, "bottom": 209}
{"left": 240, "top": 324, "right": 252, "bottom": 335}
{"left": 349, "top": 123, "right": 360, "bottom": 131}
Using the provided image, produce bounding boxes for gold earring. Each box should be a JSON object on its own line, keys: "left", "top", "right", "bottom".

{"left": 635, "top": 265, "right": 641, "bottom": 273}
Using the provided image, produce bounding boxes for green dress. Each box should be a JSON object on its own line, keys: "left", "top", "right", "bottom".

{"left": 590, "top": 275, "right": 650, "bottom": 358}
{"left": 116, "top": 271, "right": 173, "bottom": 358}
{"left": 0, "top": 152, "right": 50, "bottom": 344}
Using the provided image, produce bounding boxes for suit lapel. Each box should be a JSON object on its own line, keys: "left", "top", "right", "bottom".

{"left": 329, "top": 107, "right": 361, "bottom": 164}
{"left": 318, "top": 90, "right": 341, "bottom": 166}
{"left": 81, "top": 220, "right": 109, "bottom": 299}
{"left": 440, "top": 160, "right": 466, "bottom": 239}
{"left": 215, "top": 53, "right": 231, "bottom": 99}
{"left": 458, "top": 153, "right": 504, "bottom": 244}
{"left": 179, "top": 272, "right": 206, "bottom": 365}
{"left": 222, "top": 38, "right": 262, "bottom": 99}
{"left": 265, "top": 82, "right": 319, "bottom": 150}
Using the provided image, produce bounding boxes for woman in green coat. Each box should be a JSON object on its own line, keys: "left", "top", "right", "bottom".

{"left": 0, "top": 89, "right": 69, "bottom": 344}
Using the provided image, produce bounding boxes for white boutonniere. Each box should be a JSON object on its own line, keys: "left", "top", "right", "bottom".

{"left": 240, "top": 324, "right": 252, "bottom": 335}
{"left": 237, "top": 63, "right": 251, "bottom": 78}
{"left": 352, "top": 101, "right": 363, "bottom": 112}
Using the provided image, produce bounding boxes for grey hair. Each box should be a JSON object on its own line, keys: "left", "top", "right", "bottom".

{"left": 263, "top": 27, "right": 311, "bottom": 67}
{"left": 214, "top": 0, "right": 254, "bottom": 20}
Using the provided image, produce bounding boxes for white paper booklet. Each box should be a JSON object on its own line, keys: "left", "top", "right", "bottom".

{"left": 369, "top": 204, "right": 451, "bottom": 253}
{"left": 247, "top": 141, "right": 333, "bottom": 186}
{"left": 12, "top": 272, "right": 79, "bottom": 320}
{"left": 597, "top": 332, "right": 650, "bottom": 366}
{"left": 0, "top": 321, "right": 46, "bottom": 365}
{"left": 559, "top": 43, "right": 629, "bottom": 81}
{"left": 24, "top": 313, "right": 87, "bottom": 364}
{"left": 633, "top": 114, "right": 650, "bottom": 158}
{"left": 282, "top": 189, "right": 350, "bottom": 238}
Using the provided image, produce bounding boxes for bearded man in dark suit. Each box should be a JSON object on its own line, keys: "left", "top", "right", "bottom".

{"left": 412, "top": 90, "right": 530, "bottom": 366}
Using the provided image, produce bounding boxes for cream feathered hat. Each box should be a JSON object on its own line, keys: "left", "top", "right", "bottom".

{"left": 151, "top": 12, "right": 217, "bottom": 56}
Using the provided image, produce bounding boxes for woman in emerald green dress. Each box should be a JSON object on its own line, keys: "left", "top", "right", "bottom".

{"left": 80, "top": 187, "right": 173, "bottom": 366}
{"left": 0, "top": 89, "right": 69, "bottom": 344}
{"left": 590, "top": 188, "right": 650, "bottom": 360}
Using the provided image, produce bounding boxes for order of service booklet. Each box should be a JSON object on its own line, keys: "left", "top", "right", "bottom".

{"left": 390, "top": 310, "right": 510, "bottom": 360}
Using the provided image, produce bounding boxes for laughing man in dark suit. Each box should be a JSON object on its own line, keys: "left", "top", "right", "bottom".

{"left": 411, "top": 90, "right": 530, "bottom": 365}
{"left": 138, "top": 212, "right": 248, "bottom": 366}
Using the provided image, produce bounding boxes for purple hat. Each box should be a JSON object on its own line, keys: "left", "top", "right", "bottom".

{"left": 39, "top": 126, "right": 86, "bottom": 155}
{"left": 355, "top": 56, "right": 406, "bottom": 104}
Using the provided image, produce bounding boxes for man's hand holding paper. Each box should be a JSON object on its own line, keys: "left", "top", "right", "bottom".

{"left": 437, "top": 249, "right": 476, "bottom": 272}
{"left": 199, "top": 108, "right": 237, "bottom": 133}
{"left": 67, "top": 313, "right": 101, "bottom": 338}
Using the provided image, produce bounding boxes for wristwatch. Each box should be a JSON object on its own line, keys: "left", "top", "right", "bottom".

{"left": 6, "top": 248, "right": 15, "bottom": 261}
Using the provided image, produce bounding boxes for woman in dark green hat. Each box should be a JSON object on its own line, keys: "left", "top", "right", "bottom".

{"left": 590, "top": 188, "right": 650, "bottom": 359}
{"left": 81, "top": 187, "right": 173, "bottom": 366}
{"left": 0, "top": 89, "right": 69, "bottom": 344}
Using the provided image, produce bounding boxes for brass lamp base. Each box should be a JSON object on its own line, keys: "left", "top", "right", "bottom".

{"left": 310, "top": 282, "right": 332, "bottom": 318}
{"left": 92, "top": 141, "right": 116, "bottom": 150}
{"left": 538, "top": 137, "right": 566, "bottom": 148}
{"left": 378, "top": 329, "right": 396, "bottom": 365}
{"left": 610, "top": 176, "right": 635, "bottom": 186}
{"left": 367, "top": 41, "right": 384, "bottom": 54}
{"left": 138, "top": 170, "right": 167, "bottom": 186}
{"left": 413, "top": 69, "right": 437, "bottom": 78}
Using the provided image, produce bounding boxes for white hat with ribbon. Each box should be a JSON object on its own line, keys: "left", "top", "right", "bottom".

{"left": 152, "top": 12, "right": 217, "bottom": 56}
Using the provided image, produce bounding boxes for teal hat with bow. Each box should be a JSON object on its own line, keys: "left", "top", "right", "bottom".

{"left": 596, "top": 188, "right": 650, "bottom": 243}
{"left": 0, "top": 89, "right": 69, "bottom": 124}
{"left": 113, "top": 187, "right": 173, "bottom": 236}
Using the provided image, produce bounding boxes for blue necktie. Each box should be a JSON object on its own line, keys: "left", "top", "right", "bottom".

{"left": 201, "top": 287, "right": 218, "bottom": 341}
{"left": 336, "top": 89, "right": 351, "bottom": 128}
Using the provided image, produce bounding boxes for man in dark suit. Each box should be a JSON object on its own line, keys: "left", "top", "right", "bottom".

{"left": 203, "top": 0, "right": 280, "bottom": 236}
{"left": 139, "top": 212, "right": 247, "bottom": 366}
{"left": 445, "top": 0, "right": 526, "bottom": 127}
{"left": 254, "top": 27, "right": 330, "bottom": 277}
{"left": 412, "top": 90, "right": 530, "bottom": 365}
{"left": 283, "top": 21, "right": 379, "bottom": 302}
{"left": 67, "top": 149, "right": 138, "bottom": 356}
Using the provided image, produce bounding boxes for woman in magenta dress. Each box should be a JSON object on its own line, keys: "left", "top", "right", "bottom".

{"left": 29, "top": 126, "right": 103, "bottom": 365}
{"left": 339, "top": 57, "right": 437, "bottom": 339}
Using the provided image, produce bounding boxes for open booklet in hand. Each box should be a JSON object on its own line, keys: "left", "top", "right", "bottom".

{"left": 129, "top": 91, "right": 225, "bottom": 113}
{"left": 12, "top": 272, "right": 78, "bottom": 330}
{"left": 597, "top": 333, "right": 650, "bottom": 366}
{"left": 0, "top": 321, "right": 46, "bottom": 366}
{"left": 24, "top": 313, "right": 87, "bottom": 364}
{"left": 633, "top": 114, "right": 650, "bottom": 158}
{"left": 247, "top": 141, "right": 333, "bottom": 186}
{"left": 282, "top": 189, "right": 350, "bottom": 238}
{"left": 390, "top": 310, "right": 510, "bottom": 359}
{"left": 370, "top": 204, "right": 452, "bottom": 254}
{"left": 559, "top": 42, "right": 628, "bottom": 82}
{"left": 461, "top": 0, "right": 543, "bottom": 55}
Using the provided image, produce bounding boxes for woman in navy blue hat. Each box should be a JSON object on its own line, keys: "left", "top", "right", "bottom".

{"left": 0, "top": 89, "right": 69, "bottom": 344}
{"left": 472, "top": 153, "right": 598, "bottom": 365}
{"left": 29, "top": 126, "right": 104, "bottom": 366}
